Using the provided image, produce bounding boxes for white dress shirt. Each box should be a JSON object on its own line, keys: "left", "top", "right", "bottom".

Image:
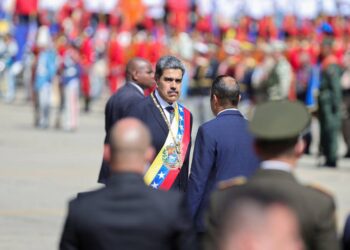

{"left": 261, "top": 160, "right": 292, "bottom": 172}
{"left": 155, "top": 90, "right": 175, "bottom": 123}
{"left": 217, "top": 108, "right": 239, "bottom": 116}
{"left": 129, "top": 81, "right": 144, "bottom": 95}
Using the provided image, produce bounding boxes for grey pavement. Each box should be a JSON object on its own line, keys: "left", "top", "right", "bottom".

{"left": 0, "top": 95, "right": 349, "bottom": 250}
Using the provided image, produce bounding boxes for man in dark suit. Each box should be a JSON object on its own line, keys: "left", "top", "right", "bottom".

{"left": 60, "top": 118, "right": 196, "bottom": 250}
{"left": 343, "top": 214, "right": 350, "bottom": 250}
{"left": 98, "top": 57, "right": 154, "bottom": 184}
{"left": 205, "top": 101, "right": 340, "bottom": 250}
{"left": 129, "top": 55, "right": 193, "bottom": 192}
{"left": 186, "top": 75, "right": 260, "bottom": 233}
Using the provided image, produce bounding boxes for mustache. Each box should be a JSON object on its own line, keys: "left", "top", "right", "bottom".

{"left": 168, "top": 91, "right": 178, "bottom": 94}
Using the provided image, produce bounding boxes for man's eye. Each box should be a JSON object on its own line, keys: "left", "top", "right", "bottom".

{"left": 164, "top": 78, "right": 182, "bottom": 83}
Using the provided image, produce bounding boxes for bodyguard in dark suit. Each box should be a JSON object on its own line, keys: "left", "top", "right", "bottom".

{"left": 60, "top": 118, "right": 196, "bottom": 250}
{"left": 129, "top": 56, "right": 193, "bottom": 192}
{"left": 205, "top": 101, "right": 340, "bottom": 250}
{"left": 98, "top": 58, "right": 154, "bottom": 184}
{"left": 186, "top": 75, "right": 260, "bottom": 232}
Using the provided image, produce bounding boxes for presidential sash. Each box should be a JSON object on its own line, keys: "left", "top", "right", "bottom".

{"left": 144, "top": 104, "right": 191, "bottom": 190}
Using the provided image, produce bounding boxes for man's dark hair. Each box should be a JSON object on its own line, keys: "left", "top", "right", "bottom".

{"left": 255, "top": 137, "right": 299, "bottom": 159}
{"left": 211, "top": 75, "right": 240, "bottom": 106}
{"left": 155, "top": 55, "right": 185, "bottom": 80}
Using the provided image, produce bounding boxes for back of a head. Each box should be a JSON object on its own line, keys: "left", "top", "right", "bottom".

{"left": 219, "top": 190, "right": 303, "bottom": 250}
{"left": 155, "top": 55, "right": 185, "bottom": 80}
{"left": 109, "top": 118, "right": 154, "bottom": 174}
{"left": 249, "top": 100, "right": 310, "bottom": 160}
{"left": 211, "top": 75, "right": 240, "bottom": 107}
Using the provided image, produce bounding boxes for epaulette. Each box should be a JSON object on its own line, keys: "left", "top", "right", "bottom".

{"left": 307, "top": 183, "right": 334, "bottom": 197}
{"left": 218, "top": 176, "right": 247, "bottom": 190}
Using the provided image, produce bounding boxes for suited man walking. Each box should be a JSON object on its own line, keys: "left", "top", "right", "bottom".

{"left": 205, "top": 101, "right": 339, "bottom": 250}
{"left": 98, "top": 57, "right": 154, "bottom": 184}
{"left": 60, "top": 118, "right": 196, "bottom": 250}
{"left": 129, "top": 55, "right": 193, "bottom": 192}
{"left": 187, "top": 75, "right": 260, "bottom": 233}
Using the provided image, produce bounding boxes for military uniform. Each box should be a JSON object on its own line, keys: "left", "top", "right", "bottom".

{"left": 203, "top": 100, "right": 340, "bottom": 250}
{"left": 318, "top": 55, "right": 342, "bottom": 167}
{"left": 205, "top": 170, "right": 339, "bottom": 250}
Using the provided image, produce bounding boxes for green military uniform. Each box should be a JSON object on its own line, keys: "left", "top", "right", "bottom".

{"left": 319, "top": 55, "right": 342, "bottom": 166}
{"left": 203, "top": 101, "right": 340, "bottom": 250}
{"left": 204, "top": 171, "right": 339, "bottom": 250}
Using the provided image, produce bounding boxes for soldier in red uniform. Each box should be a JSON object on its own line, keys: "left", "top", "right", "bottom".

{"left": 80, "top": 28, "right": 94, "bottom": 112}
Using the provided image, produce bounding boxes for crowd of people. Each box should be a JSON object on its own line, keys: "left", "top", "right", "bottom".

{"left": 0, "top": 1, "right": 349, "bottom": 249}
{"left": 59, "top": 55, "right": 349, "bottom": 250}
{"left": 0, "top": 0, "right": 349, "bottom": 160}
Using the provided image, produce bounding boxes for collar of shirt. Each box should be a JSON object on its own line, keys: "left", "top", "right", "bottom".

{"left": 261, "top": 160, "right": 292, "bottom": 173}
{"left": 129, "top": 81, "right": 144, "bottom": 95}
{"left": 217, "top": 108, "right": 239, "bottom": 116}
{"left": 155, "top": 90, "right": 175, "bottom": 123}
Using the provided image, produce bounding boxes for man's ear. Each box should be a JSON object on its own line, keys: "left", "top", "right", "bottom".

{"left": 103, "top": 144, "right": 111, "bottom": 162}
{"left": 213, "top": 94, "right": 219, "bottom": 105}
{"left": 131, "top": 70, "right": 138, "bottom": 81}
{"left": 238, "top": 94, "right": 241, "bottom": 103}
{"left": 295, "top": 139, "right": 305, "bottom": 157}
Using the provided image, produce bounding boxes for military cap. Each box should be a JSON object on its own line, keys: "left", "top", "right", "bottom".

{"left": 249, "top": 100, "right": 311, "bottom": 140}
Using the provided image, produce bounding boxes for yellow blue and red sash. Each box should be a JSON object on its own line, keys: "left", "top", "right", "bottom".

{"left": 144, "top": 103, "right": 191, "bottom": 190}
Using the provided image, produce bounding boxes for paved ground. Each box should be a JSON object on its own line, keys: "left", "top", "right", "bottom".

{"left": 0, "top": 94, "right": 349, "bottom": 250}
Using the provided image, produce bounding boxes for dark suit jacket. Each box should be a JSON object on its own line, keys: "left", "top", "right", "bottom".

{"left": 129, "top": 95, "right": 193, "bottom": 192}
{"left": 186, "top": 109, "right": 260, "bottom": 232}
{"left": 204, "top": 169, "right": 340, "bottom": 250}
{"left": 343, "top": 214, "right": 350, "bottom": 250}
{"left": 98, "top": 83, "right": 144, "bottom": 184}
{"left": 60, "top": 173, "right": 197, "bottom": 250}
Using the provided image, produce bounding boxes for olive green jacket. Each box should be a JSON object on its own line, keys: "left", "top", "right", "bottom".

{"left": 204, "top": 169, "right": 340, "bottom": 250}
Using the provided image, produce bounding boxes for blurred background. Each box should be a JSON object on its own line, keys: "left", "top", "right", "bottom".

{"left": 1, "top": 0, "right": 350, "bottom": 122}
{"left": 0, "top": 0, "right": 350, "bottom": 249}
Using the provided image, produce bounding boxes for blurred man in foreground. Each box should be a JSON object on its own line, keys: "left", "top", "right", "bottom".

{"left": 205, "top": 100, "right": 339, "bottom": 250}
{"left": 60, "top": 118, "right": 196, "bottom": 250}
{"left": 219, "top": 190, "right": 303, "bottom": 250}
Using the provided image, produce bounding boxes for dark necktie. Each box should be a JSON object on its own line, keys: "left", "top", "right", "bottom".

{"left": 165, "top": 106, "right": 175, "bottom": 123}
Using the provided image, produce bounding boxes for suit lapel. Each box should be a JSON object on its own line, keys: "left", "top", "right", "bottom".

{"left": 148, "top": 96, "right": 168, "bottom": 134}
